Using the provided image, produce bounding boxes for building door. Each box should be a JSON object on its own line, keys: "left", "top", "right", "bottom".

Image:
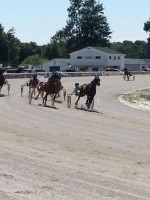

{"left": 92, "top": 68, "right": 98, "bottom": 71}
{"left": 49, "top": 66, "right": 60, "bottom": 72}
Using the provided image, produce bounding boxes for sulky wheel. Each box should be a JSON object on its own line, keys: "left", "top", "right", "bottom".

{"left": 7, "top": 84, "right": 10, "bottom": 95}
{"left": 21, "top": 85, "right": 23, "bottom": 97}
{"left": 63, "top": 89, "right": 67, "bottom": 101}
{"left": 28, "top": 90, "right": 32, "bottom": 104}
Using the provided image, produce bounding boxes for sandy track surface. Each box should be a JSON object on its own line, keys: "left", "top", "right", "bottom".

{"left": 0, "top": 75, "right": 150, "bottom": 200}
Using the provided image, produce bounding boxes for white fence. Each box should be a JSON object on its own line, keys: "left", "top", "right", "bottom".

{"left": 3, "top": 71, "right": 150, "bottom": 79}
{"left": 4, "top": 72, "right": 102, "bottom": 79}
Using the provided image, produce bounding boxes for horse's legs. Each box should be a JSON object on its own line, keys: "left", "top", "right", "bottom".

{"left": 75, "top": 95, "right": 81, "bottom": 105}
{"left": 33, "top": 88, "right": 36, "bottom": 96}
{"left": 43, "top": 93, "right": 47, "bottom": 107}
{"left": 35, "top": 90, "right": 41, "bottom": 99}
{"left": 127, "top": 74, "right": 129, "bottom": 81}
{"left": 86, "top": 96, "right": 93, "bottom": 108}
{"left": 45, "top": 94, "right": 47, "bottom": 106}
{"left": 52, "top": 94, "right": 55, "bottom": 106}
{"left": 54, "top": 93, "right": 57, "bottom": 100}
{"left": 85, "top": 98, "right": 88, "bottom": 106}
{"left": 88, "top": 96, "right": 93, "bottom": 105}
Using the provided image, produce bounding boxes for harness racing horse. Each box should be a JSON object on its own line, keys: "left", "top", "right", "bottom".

{"left": 35, "top": 79, "right": 63, "bottom": 107}
{"left": 75, "top": 76, "right": 100, "bottom": 109}
{"left": 27, "top": 78, "right": 39, "bottom": 99}
{"left": 123, "top": 68, "right": 129, "bottom": 81}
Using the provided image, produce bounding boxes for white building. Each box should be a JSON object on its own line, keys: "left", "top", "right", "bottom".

{"left": 40, "top": 58, "right": 70, "bottom": 72}
{"left": 70, "top": 46, "right": 125, "bottom": 71}
{"left": 125, "top": 58, "right": 150, "bottom": 71}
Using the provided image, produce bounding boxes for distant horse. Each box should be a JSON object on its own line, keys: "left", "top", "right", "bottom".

{"left": 123, "top": 70, "right": 135, "bottom": 81}
{"left": 75, "top": 76, "right": 100, "bottom": 109}
{"left": 123, "top": 68, "right": 129, "bottom": 81}
{"left": 35, "top": 79, "right": 63, "bottom": 106}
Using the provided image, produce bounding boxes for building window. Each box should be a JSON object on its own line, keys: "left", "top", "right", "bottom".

{"left": 95, "top": 56, "right": 101, "bottom": 59}
{"left": 114, "top": 56, "right": 116, "bottom": 60}
{"left": 84, "top": 56, "right": 91, "bottom": 59}
{"left": 109, "top": 56, "right": 111, "bottom": 59}
{"left": 77, "top": 56, "right": 82, "bottom": 59}
{"left": 92, "top": 68, "right": 98, "bottom": 71}
{"left": 118, "top": 56, "right": 120, "bottom": 60}
{"left": 49, "top": 66, "right": 60, "bottom": 72}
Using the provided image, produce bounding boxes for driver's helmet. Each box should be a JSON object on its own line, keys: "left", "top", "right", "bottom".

{"left": 75, "top": 83, "right": 79, "bottom": 88}
{"left": 33, "top": 74, "right": 37, "bottom": 78}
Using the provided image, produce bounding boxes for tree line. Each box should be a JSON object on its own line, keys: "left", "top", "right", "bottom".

{"left": 0, "top": 0, "right": 150, "bottom": 68}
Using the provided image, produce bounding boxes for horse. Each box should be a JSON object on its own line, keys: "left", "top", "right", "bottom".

{"left": 35, "top": 78, "right": 63, "bottom": 107}
{"left": 27, "top": 77, "right": 39, "bottom": 97}
{"left": 75, "top": 76, "right": 100, "bottom": 109}
{"left": 123, "top": 70, "right": 135, "bottom": 81}
{"left": 123, "top": 68, "right": 129, "bottom": 81}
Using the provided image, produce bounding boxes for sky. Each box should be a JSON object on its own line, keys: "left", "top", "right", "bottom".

{"left": 0, "top": 0, "right": 150, "bottom": 45}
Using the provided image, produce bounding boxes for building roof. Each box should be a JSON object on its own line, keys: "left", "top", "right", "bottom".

{"left": 55, "top": 58, "right": 70, "bottom": 65}
{"left": 70, "top": 46, "right": 124, "bottom": 55}
{"left": 47, "top": 58, "right": 70, "bottom": 65}
{"left": 92, "top": 47, "right": 123, "bottom": 54}
{"left": 125, "top": 58, "right": 150, "bottom": 64}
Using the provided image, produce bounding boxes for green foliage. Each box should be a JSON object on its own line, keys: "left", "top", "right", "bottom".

{"left": 18, "top": 42, "right": 41, "bottom": 64}
{"left": 111, "top": 40, "right": 148, "bottom": 58}
{"left": 144, "top": 19, "right": 150, "bottom": 42}
{"left": 140, "top": 94, "right": 150, "bottom": 101}
{"left": 64, "top": 0, "right": 111, "bottom": 52}
{"left": 0, "top": 25, "right": 21, "bottom": 66}
{"left": 20, "top": 54, "right": 47, "bottom": 66}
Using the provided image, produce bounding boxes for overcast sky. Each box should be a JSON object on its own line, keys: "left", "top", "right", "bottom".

{"left": 0, "top": 0, "right": 149, "bottom": 45}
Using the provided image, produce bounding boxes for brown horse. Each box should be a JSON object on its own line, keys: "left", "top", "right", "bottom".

{"left": 35, "top": 79, "right": 63, "bottom": 106}
{"left": 27, "top": 78, "right": 39, "bottom": 97}
{"left": 75, "top": 76, "right": 100, "bottom": 109}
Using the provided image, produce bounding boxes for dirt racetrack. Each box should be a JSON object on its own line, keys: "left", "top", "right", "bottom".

{"left": 0, "top": 75, "right": 150, "bottom": 200}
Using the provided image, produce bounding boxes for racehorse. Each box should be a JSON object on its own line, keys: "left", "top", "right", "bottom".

{"left": 123, "top": 70, "right": 135, "bottom": 81}
{"left": 35, "top": 79, "right": 63, "bottom": 106}
{"left": 27, "top": 77, "right": 39, "bottom": 96}
{"left": 75, "top": 76, "right": 100, "bottom": 109}
{"left": 123, "top": 68, "right": 129, "bottom": 81}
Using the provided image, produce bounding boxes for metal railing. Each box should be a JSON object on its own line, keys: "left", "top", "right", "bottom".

{"left": 3, "top": 70, "right": 150, "bottom": 79}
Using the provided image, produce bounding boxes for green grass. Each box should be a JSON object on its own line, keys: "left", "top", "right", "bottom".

{"left": 120, "top": 88, "right": 150, "bottom": 104}
{"left": 140, "top": 94, "right": 150, "bottom": 101}
{"left": 122, "top": 94, "right": 135, "bottom": 103}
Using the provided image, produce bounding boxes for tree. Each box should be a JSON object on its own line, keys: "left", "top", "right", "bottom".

{"left": 144, "top": 19, "right": 150, "bottom": 58}
{"left": 5, "top": 28, "right": 21, "bottom": 66}
{"left": 111, "top": 40, "right": 147, "bottom": 58}
{"left": 20, "top": 54, "right": 47, "bottom": 67}
{"left": 50, "top": 30, "right": 68, "bottom": 58}
{"left": 43, "top": 43, "right": 59, "bottom": 60}
{"left": 18, "top": 42, "right": 41, "bottom": 64}
{"left": 0, "top": 24, "right": 7, "bottom": 64}
{"left": 65, "top": 0, "right": 111, "bottom": 52}
{"left": 0, "top": 25, "right": 21, "bottom": 66}
{"left": 144, "top": 19, "right": 150, "bottom": 43}
{"left": 65, "top": 0, "right": 83, "bottom": 51}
